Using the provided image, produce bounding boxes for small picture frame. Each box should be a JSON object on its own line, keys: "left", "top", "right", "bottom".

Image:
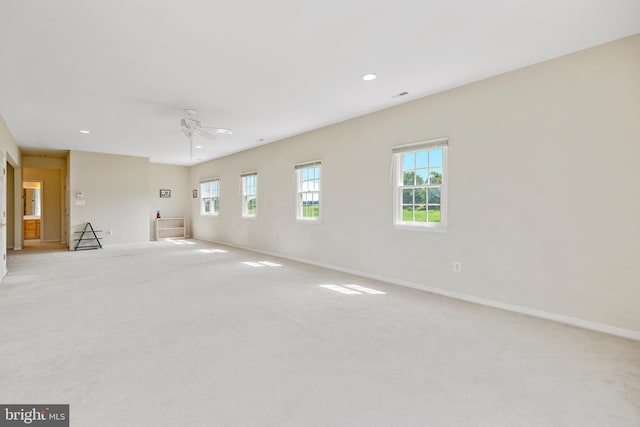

{"left": 192, "top": 189, "right": 197, "bottom": 198}
{"left": 159, "top": 189, "right": 171, "bottom": 198}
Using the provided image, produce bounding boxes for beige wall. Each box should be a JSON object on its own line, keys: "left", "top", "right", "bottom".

{"left": 191, "top": 35, "right": 640, "bottom": 332}
{"left": 22, "top": 157, "right": 66, "bottom": 170}
{"left": 0, "top": 115, "right": 21, "bottom": 168}
{"left": 23, "top": 165, "right": 63, "bottom": 242}
{"left": 65, "top": 152, "right": 70, "bottom": 248}
{"left": 0, "top": 114, "right": 22, "bottom": 257}
{"left": 149, "top": 163, "right": 191, "bottom": 239}
{"left": 69, "top": 151, "right": 150, "bottom": 245}
{"left": 23, "top": 157, "right": 68, "bottom": 243}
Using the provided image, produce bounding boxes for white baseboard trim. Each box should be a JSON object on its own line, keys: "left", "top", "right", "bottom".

{"left": 204, "top": 238, "right": 640, "bottom": 341}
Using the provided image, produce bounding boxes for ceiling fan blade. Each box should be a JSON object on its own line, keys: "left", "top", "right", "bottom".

{"left": 201, "top": 126, "right": 233, "bottom": 134}
{"left": 198, "top": 130, "right": 217, "bottom": 140}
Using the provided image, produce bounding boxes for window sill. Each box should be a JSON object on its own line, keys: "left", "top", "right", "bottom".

{"left": 242, "top": 215, "right": 257, "bottom": 220}
{"left": 296, "top": 218, "right": 322, "bottom": 225}
{"left": 394, "top": 223, "right": 447, "bottom": 233}
{"left": 200, "top": 214, "right": 220, "bottom": 217}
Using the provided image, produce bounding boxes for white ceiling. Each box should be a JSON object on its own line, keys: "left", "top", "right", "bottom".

{"left": 1, "top": 1, "right": 639, "bottom": 165}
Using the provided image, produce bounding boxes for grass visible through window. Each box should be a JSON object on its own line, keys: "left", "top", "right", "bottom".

{"left": 247, "top": 199, "right": 257, "bottom": 215}
{"left": 402, "top": 207, "right": 441, "bottom": 223}
{"left": 301, "top": 205, "right": 319, "bottom": 217}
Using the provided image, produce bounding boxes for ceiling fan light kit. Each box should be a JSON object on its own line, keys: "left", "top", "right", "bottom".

{"left": 179, "top": 109, "right": 234, "bottom": 161}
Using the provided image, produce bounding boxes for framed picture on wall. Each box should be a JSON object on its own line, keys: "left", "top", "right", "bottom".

{"left": 159, "top": 189, "right": 171, "bottom": 198}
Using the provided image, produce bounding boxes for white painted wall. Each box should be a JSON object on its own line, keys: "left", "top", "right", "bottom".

{"left": 191, "top": 35, "right": 640, "bottom": 332}
{"left": 69, "top": 151, "right": 150, "bottom": 246}
{"left": 149, "top": 163, "right": 191, "bottom": 239}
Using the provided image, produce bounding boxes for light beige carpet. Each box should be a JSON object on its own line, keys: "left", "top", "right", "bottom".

{"left": 1, "top": 239, "right": 639, "bottom": 426}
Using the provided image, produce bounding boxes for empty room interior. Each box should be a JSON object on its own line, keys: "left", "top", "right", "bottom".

{"left": 1, "top": 1, "right": 639, "bottom": 426}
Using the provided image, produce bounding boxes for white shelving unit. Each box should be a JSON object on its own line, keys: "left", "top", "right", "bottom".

{"left": 155, "top": 218, "right": 186, "bottom": 240}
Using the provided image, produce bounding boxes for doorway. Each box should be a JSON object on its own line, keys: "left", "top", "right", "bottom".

{"left": 23, "top": 180, "right": 43, "bottom": 241}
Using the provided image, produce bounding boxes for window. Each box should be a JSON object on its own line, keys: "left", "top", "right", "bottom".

{"left": 200, "top": 179, "right": 219, "bottom": 215}
{"left": 295, "top": 161, "right": 321, "bottom": 221}
{"left": 393, "top": 138, "right": 448, "bottom": 230}
{"left": 241, "top": 173, "right": 257, "bottom": 217}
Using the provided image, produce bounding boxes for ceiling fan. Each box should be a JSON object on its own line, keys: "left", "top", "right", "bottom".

{"left": 179, "top": 109, "right": 233, "bottom": 160}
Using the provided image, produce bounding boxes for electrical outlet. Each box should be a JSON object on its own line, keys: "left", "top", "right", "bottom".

{"left": 453, "top": 262, "right": 462, "bottom": 273}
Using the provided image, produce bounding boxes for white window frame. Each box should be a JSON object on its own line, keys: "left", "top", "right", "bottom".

{"left": 392, "top": 138, "right": 448, "bottom": 232}
{"left": 200, "top": 179, "right": 220, "bottom": 216}
{"left": 295, "top": 161, "right": 321, "bottom": 223}
{"left": 241, "top": 172, "right": 257, "bottom": 218}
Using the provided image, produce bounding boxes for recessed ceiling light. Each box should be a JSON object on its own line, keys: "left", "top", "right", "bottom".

{"left": 215, "top": 128, "right": 233, "bottom": 135}
{"left": 79, "top": 130, "right": 91, "bottom": 134}
{"left": 362, "top": 73, "right": 377, "bottom": 81}
{"left": 195, "top": 145, "right": 202, "bottom": 149}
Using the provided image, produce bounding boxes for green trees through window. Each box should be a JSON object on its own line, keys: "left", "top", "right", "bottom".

{"left": 394, "top": 140, "right": 447, "bottom": 228}
{"left": 242, "top": 173, "right": 257, "bottom": 217}
{"left": 200, "top": 179, "right": 219, "bottom": 215}
{"left": 296, "top": 162, "right": 321, "bottom": 221}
